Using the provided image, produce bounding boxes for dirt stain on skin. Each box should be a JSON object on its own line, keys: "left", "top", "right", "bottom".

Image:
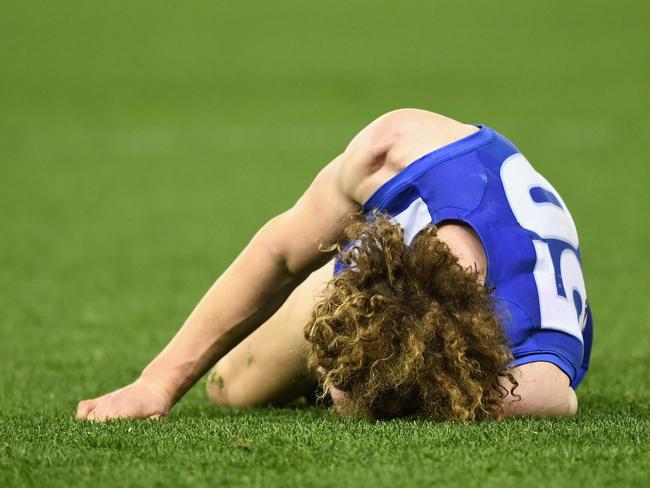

{"left": 209, "top": 371, "right": 225, "bottom": 389}
{"left": 246, "top": 353, "right": 255, "bottom": 367}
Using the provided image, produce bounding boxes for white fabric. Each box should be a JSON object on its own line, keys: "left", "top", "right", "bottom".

{"left": 392, "top": 197, "right": 433, "bottom": 245}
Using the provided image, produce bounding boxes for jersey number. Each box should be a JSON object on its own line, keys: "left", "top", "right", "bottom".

{"left": 501, "top": 154, "right": 587, "bottom": 340}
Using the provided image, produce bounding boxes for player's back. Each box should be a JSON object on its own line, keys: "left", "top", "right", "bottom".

{"left": 358, "top": 125, "right": 593, "bottom": 387}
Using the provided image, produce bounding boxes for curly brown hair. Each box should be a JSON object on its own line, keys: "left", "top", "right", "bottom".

{"left": 304, "top": 213, "right": 518, "bottom": 422}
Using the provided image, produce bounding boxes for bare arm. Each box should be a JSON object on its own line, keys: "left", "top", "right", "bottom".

{"left": 77, "top": 152, "right": 361, "bottom": 420}
{"left": 141, "top": 157, "right": 359, "bottom": 403}
{"left": 501, "top": 362, "right": 578, "bottom": 417}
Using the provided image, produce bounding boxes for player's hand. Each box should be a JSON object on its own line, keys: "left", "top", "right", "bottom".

{"left": 76, "top": 376, "right": 174, "bottom": 421}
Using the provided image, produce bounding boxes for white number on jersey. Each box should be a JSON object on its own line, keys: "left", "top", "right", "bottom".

{"left": 501, "top": 154, "right": 587, "bottom": 340}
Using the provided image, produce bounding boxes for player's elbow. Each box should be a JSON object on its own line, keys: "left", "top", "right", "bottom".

{"left": 254, "top": 213, "right": 312, "bottom": 280}
{"left": 505, "top": 386, "right": 578, "bottom": 417}
{"left": 501, "top": 362, "right": 579, "bottom": 418}
{"left": 254, "top": 215, "right": 294, "bottom": 271}
{"left": 550, "top": 387, "right": 578, "bottom": 416}
{"left": 566, "top": 387, "right": 578, "bottom": 415}
{"left": 547, "top": 387, "right": 578, "bottom": 416}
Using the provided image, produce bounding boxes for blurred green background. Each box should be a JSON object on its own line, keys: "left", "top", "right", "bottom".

{"left": 1, "top": 1, "right": 649, "bottom": 486}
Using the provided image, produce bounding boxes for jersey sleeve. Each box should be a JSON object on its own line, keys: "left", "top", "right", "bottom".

{"left": 502, "top": 297, "right": 588, "bottom": 388}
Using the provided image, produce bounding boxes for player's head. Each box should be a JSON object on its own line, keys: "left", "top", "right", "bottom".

{"left": 305, "top": 213, "right": 517, "bottom": 421}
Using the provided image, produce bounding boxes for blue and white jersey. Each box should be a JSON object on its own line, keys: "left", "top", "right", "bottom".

{"left": 337, "top": 125, "right": 592, "bottom": 388}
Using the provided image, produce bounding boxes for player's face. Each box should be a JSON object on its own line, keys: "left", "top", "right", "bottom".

{"left": 329, "top": 385, "right": 348, "bottom": 412}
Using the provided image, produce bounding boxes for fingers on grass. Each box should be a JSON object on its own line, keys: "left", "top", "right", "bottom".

{"left": 76, "top": 399, "right": 96, "bottom": 419}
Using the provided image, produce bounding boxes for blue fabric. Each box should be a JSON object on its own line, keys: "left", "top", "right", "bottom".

{"left": 355, "top": 125, "right": 592, "bottom": 388}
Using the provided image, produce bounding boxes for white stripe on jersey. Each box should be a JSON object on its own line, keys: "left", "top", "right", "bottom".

{"left": 392, "top": 197, "right": 432, "bottom": 245}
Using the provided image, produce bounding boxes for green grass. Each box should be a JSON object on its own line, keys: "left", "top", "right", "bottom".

{"left": 1, "top": 1, "right": 649, "bottom": 486}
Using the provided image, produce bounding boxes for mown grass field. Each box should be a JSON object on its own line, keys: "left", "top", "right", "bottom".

{"left": 1, "top": 1, "right": 649, "bottom": 486}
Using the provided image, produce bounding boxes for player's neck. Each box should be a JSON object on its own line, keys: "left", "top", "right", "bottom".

{"left": 436, "top": 223, "right": 487, "bottom": 284}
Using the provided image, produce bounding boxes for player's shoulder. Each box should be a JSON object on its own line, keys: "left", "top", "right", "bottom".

{"left": 345, "top": 108, "right": 453, "bottom": 159}
{"left": 336, "top": 108, "right": 475, "bottom": 204}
